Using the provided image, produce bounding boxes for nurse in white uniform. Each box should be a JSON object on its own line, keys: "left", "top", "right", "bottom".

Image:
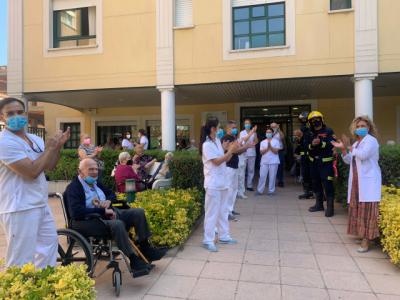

{"left": 257, "top": 128, "right": 280, "bottom": 195}
{"left": 200, "top": 117, "right": 239, "bottom": 252}
{"left": 0, "top": 97, "right": 70, "bottom": 268}
{"left": 239, "top": 119, "right": 258, "bottom": 192}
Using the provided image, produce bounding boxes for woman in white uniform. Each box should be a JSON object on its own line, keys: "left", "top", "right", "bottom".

{"left": 239, "top": 119, "right": 258, "bottom": 192}
{"left": 257, "top": 128, "right": 280, "bottom": 195}
{"left": 200, "top": 117, "right": 239, "bottom": 252}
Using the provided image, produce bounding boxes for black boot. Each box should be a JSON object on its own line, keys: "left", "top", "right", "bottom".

{"left": 140, "top": 241, "right": 168, "bottom": 262}
{"left": 298, "top": 192, "right": 314, "bottom": 199}
{"left": 325, "top": 197, "right": 334, "bottom": 217}
{"left": 309, "top": 196, "right": 324, "bottom": 212}
{"left": 129, "top": 254, "right": 151, "bottom": 278}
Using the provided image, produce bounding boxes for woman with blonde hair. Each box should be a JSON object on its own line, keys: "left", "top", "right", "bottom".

{"left": 332, "top": 115, "right": 381, "bottom": 252}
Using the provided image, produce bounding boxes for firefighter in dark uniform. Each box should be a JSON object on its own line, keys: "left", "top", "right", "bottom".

{"left": 297, "top": 112, "right": 314, "bottom": 200}
{"left": 307, "top": 111, "right": 336, "bottom": 217}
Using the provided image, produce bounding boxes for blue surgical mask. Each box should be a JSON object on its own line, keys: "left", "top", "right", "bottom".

{"left": 244, "top": 124, "right": 251, "bottom": 130}
{"left": 6, "top": 115, "right": 28, "bottom": 132}
{"left": 216, "top": 128, "right": 225, "bottom": 139}
{"left": 355, "top": 127, "right": 368, "bottom": 137}
{"left": 231, "top": 128, "right": 238, "bottom": 135}
{"left": 84, "top": 176, "right": 98, "bottom": 185}
{"left": 266, "top": 133, "right": 273, "bottom": 139}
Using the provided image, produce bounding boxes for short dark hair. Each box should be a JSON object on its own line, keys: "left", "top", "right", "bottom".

{"left": 0, "top": 97, "right": 26, "bottom": 113}
{"left": 139, "top": 129, "right": 146, "bottom": 136}
{"left": 228, "top": 120, "right": 237, "bottom": 125}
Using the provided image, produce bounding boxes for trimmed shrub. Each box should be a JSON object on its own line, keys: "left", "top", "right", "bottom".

{"left": 0, "top": 263, "right": 95, "bottom": 299}
{"left": 380, "top": 186, "right": 400, "bottom": 266}
{"left": 46, "top": 149, "right": 204, "bottom": 190}
{"left": 122, "top": 188, "right": 203, "bottom": 247}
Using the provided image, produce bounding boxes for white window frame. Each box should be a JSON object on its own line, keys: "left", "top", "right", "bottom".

{"left": 223, "top": 0, "right": 295, "bottom": 61}
{"left": 43, "top": 0, "right": 103, "bottom": 57}
{"left": 328, "top": 0, "right": 354, "bottom": 14}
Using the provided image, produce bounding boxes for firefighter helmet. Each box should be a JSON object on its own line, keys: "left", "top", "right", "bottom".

{"left": 307, "top": 111, "right": 324, "bottom": 121}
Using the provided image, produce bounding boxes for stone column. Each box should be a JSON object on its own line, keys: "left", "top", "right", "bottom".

{"left": 354, "top": 76, "right": 374, "bottom": 119}
{"left": 159, "top": 87, "right": 176, "bottom": 151}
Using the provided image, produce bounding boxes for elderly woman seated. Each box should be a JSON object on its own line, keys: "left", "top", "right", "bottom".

{"left": 115, "top": 152, "right": 141, "bottom": 193}
{"left": 155, "top": 152, "right": 173, "bottom": 180}
{"left": 132, "top": 144, "right": 157, "bottom": 181}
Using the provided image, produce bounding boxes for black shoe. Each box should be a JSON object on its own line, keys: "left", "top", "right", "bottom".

{"left": 232, "top": 211, "right": 240, "bottom": 216}
{"left": 308, "top": 205, "right": 324, "bottom": 212}
{"left": 298, "top": 193, "right": 314, "bottom": 200}
{"left": 129, "top": 255, "right": 151, "bottom": 278}
{"left": 246, "top": 187, "right": 254, "bottom": 191}
{"left": 325, "top": 198, "right": 334, "bottom": 217}
{"left": 141, "top": 246, "right": 168, "bottom": 262}
{"left": 278, "top": 182, "right": 284, "bottom": 187}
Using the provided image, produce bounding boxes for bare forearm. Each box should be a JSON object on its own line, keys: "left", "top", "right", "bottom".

{"left": 46, "top": 148, "right": 62, "bottom": 171}
{"left": 212, "top": 152, "right": 233, "bottom": 166}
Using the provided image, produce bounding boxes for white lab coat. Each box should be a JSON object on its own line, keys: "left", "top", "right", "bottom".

{"left": 342, "top": 134, "right": 381, "bottom": 203}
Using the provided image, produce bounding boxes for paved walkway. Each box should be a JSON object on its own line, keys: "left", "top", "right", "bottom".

{"left": 1, "top": 183, "right": 400, "bottom": 299}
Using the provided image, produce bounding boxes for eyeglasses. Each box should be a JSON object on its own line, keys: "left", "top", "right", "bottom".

{"left": 5, "top": 110, "right": 25, "bottom": 117}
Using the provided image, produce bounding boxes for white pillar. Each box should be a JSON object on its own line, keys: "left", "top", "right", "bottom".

{"left": 159, "top": 87, "right": 176, "bottom": 151}
{"left": 354, "top": 76, "right": 374, "bottom": 120}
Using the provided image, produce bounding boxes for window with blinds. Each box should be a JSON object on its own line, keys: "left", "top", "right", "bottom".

{"left": 330, "top": 0, "right": 352, "bottom": 10}
{"left": 174, "top": 0, "right": 193, "bottom": 27}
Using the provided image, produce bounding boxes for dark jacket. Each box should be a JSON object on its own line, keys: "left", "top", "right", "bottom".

{"left": 64, "top": 176, "right": 117, "bottom": 220}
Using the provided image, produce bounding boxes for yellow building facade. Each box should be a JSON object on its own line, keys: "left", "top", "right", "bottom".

{"left": 6, "top": 0, "right": 400, "bottom": 150}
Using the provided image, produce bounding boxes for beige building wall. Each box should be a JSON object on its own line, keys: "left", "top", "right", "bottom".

{"left": 23, "top": 0, "right": 157, "bottom": 92}
{"left": 174, "top": 0, "right": 355, "bottom": 85}
{"left": 378, "top": 0, "right": 400, "bottom": 72}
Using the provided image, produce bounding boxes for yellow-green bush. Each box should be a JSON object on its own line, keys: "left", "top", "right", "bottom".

{"left": 118, "top": 188, "right": 202, "bottom": 247}
{"left": 380, "top": 186, "right": 400, "bottom": 266}
{"left": 0, "top": 263, "right": 95, "bottom": 300}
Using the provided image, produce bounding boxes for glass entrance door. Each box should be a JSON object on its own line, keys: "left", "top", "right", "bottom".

{"left": 240, "top": 104, "right": 311, "bottom": 170}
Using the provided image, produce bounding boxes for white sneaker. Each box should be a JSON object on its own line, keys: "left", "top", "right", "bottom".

{"left": 237, "top": 194, "right": 248, "bottom": 199}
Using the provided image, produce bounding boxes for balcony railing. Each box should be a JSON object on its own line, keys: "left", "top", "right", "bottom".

{"left": 0, "top": 125, "right": 46, "bottom": 140}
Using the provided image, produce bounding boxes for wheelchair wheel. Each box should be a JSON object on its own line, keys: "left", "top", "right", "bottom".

{"left": 57, "top": 228, "right": 94, "bottom": 273}
{"left": 112, "top": 270, "right": 121, "bottom": 297}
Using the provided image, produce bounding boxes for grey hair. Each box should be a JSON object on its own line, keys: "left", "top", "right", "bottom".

{"left": 118, "top": 151, "right": 131, "bottom": 163}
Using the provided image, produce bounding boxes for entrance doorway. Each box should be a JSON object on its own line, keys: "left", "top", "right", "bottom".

{"left": 240, "top": 104, "right": 311, "bottom": 171}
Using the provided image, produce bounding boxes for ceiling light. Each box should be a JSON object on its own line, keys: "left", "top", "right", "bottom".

{"left": 293, "top": 107, "right": 298, "bottom": 110}
{"left": 263, "top": 108, "right": 268, "bottom": 111}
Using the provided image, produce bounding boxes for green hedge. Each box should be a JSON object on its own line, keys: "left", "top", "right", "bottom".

{"left": 46, "top": 149, "right": 203, "bottom": 190}
{"left": 335, "top": 145, "right": 400, "bottom": 206}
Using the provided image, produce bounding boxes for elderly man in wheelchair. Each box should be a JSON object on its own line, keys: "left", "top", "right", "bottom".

{"left": 64, "top": 158, "right": 167, "bottom": 278}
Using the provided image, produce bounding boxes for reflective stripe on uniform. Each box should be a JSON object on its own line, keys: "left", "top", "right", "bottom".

{"left": 322, "top": 157, "right": 333, "bottom": 162}
{"left": 327, "top": 176, "right": 334, "bottom": 181}
{"left": 300, "top": 151, "right": 305, "bottom": 156}
{"left": 321, "top": 141, "right": 326, "bottom": 148}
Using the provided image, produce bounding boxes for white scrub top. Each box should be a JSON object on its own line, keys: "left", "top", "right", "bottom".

{"left": 140, "top": 135, "right": 149, "bottom": 150}
{"left": 202, "top": 137, "right": 228, "bottom": 190}
{"left": 240, "top": 129, "right": 256, "bottom": 157}
{"left": 260, "top": 138, "right": 281, "bottom": 165}
{"left": 0, "top": 130, "right": 48, "bottom": 214}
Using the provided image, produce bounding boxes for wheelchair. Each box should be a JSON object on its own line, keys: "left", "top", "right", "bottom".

{"left": 51, "top": 192, "right": 150, "bottom": 297}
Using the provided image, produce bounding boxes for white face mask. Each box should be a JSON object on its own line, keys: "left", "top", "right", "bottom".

{"left": 126, "top": 135, "right": 131, "bottom": 139}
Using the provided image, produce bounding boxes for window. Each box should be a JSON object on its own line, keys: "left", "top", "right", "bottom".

{"left": 174, "top": 0, "right": 193, "bottom": 27}
{"left": 62, "top": 123, "right": 81, "bottom": 149}
{"left": 330, "top": 0, "right": 352, "bottom": 10}
{"left": 53, "top": 7, "right": 96, "bottom": 48}
{"left": 233, "top": 2, "right": 285, "bottom": 50}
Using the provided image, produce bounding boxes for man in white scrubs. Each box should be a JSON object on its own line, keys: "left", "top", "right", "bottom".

{"left": 239, "top": 119, "right": 258, "bottom": 192}
{"left": 0, "top": 97, "right": 70, "bottom": 268}
{"left": 270, "top": 122, "right": 285, "bottom": 187}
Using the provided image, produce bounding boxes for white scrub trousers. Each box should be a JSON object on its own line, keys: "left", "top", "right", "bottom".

{"left": 257, "top": 163, "right": 279, "bottom": 194}
{"left": 226, "top": 167, "right": 239, "bottom": 213}
{"left": 237, "top": 158, "right": 247, "bottom": 197}
{"left": 246, "top": 156, "right": 256, "bottom": 188}
{"left": 0, "top": 205, "right": 58, "bottom": 268}
{"left": 203, "top": 188, "right": 231, "bottom": 245}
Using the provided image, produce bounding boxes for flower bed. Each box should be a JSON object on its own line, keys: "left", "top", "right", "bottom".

{"left": 0, "top": 263, "right": 95, "bottom": 299}
{"left": 117, "top": 188, "right": 203, "bottom": 248}
{"left": 380, "top": 186, "right": 400, "bottom": 266}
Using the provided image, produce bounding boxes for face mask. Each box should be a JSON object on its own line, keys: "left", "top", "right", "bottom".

{"left": 126, "top": 135, "right": 131, "bottom": 139}
{"left": 84, "top": 176, "right": 97, "bottom": 185}
{"left": 231, "top": 128, "right": 238, "bottom": 135}
{"left": 6, "top": 115, "right": 28, "bottom": 132}
{"left": 216, "top": 128, "right": 225, "bottom": 139}
{"left": 266, "top": 133, "right": 273, "bottom": 139}
{"left": 311, "top": 120, "right": 322, "bottom": 128}
{"left": 83, "top": 138, "right": 91, "bottom": 145}
{"left": 355, "top": 127, "right": 368, "bottom": 137}
{"left": 244, "top": 124, "right": 251, "bottom": 130}
{"left": 272, "top": 128, "right": 278, "bottom": 133}
{"left": 292, "top": 136, "right": 299, "bottom": 143}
